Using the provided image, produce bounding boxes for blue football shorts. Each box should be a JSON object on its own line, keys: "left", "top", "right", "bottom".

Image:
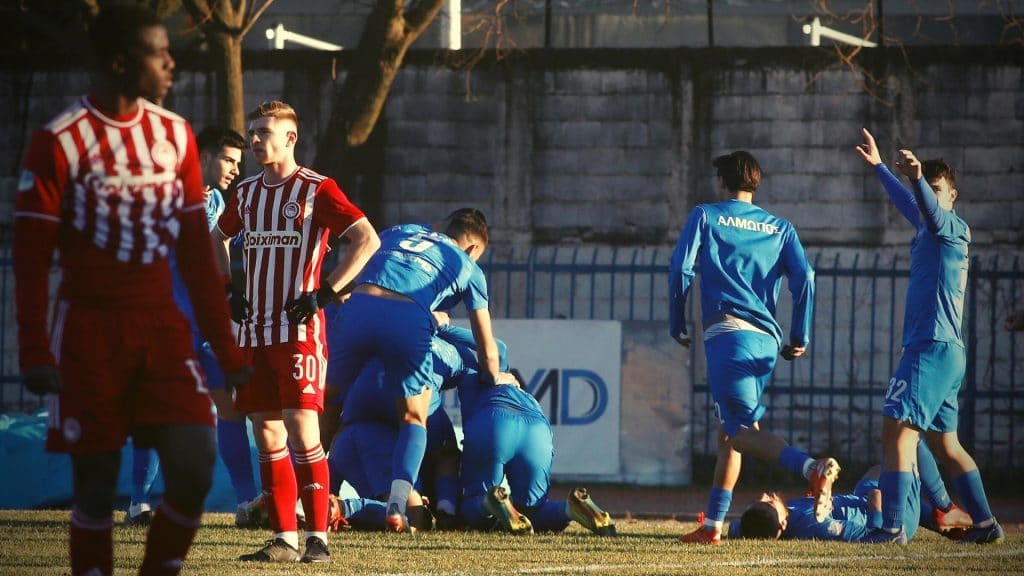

{"left": 704, "top": 330, "right": 779, "bottom": 437}
{"left": 883, "top": 340, "right": 965, "bottom": 433}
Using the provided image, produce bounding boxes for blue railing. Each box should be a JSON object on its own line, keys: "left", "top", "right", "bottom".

{"left": 2, "top": 247, "right": 1021, "bottom": 478}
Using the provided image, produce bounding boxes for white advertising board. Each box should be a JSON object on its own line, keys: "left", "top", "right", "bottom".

{"left": 445, "top": 319, "right": 621, "bottom": 477}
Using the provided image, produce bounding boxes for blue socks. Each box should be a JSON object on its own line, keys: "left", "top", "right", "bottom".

{"left": 916, "top": 442, "right": 952, "bottom": 510}
{"left": 952, "top": 469, "right": 994, "bottom": 525}
{"left": 393, "top": 424, "right": 428, "bottom": 485}
{"left": 525, "top": 500, "right": 571, "bottom": 532}
{"left": 131, "top": 447, "right": 160, "bottom": 505}
{"left": 217, "top": 417, "right": 258, "bottom": 504}
{"left": 706, "top": 488, "right": 733, "bottom": 525}
{"left": 778, "top": 446, "right": 812, "bottom": 479}
{"left": 879, "top": 471, "right": 914, "bottom": 532}
{"left": 434, "top": 474, "right": 460, "bottom": 515}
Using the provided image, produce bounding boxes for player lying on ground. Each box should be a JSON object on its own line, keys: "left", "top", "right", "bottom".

{"left": 669, "top": 151, "right": 834, "bottom": 545}
{"left": 728, "top": 441, "right": 973, "bottom": 542}
{"left": 855, "top": 129, "right": 1003, "bottom": 545}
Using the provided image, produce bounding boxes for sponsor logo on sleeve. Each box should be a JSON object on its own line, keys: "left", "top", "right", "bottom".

{"left": 18, "top": 169, "right": 35, "bottom": 192}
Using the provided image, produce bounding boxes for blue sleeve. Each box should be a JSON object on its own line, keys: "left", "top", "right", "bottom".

{"left": 874, "top": 163, "right": 920, "bottom": 226}
{"left": 910, "top": 176, "right": 947, "bottom": 234}
{"left": 781, "top": 226, "right": 815, "bottom": 346}
{"left": 461, "top": 265, "right": 489, "bottom": 311}
{"left": 668, "top": 207, "right": 705, "bottom": 339}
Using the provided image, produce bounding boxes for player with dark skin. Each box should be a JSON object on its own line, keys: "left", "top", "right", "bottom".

{"left": 15, "top": 5, "right": 249, "bottom": 575}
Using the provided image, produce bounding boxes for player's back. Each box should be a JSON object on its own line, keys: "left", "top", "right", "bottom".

{"left": 20, "top": 96, "right": 199, "bottom": 309}
{"left": 457, "top": 372, "right": 545, "bottom": 425}
{"left": 695, "top": 200, "right": 802, "bottom": 341}
{"left": 356, "top": 224, "right": 484, "bottom": 314}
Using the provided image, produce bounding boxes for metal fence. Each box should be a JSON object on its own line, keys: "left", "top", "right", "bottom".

{"left": 2, "top": 246, "right": 1022, "bottom": 480}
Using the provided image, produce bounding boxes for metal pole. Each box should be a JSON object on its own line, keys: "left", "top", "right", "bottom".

{"left": 878, "top": 0, "right": 885, "bottom": 47}
{"left": 706, "top": 0, "right": 714, "bottom": 47}
{"left": 544, "top": 0, "right": 552, "bottom": 48}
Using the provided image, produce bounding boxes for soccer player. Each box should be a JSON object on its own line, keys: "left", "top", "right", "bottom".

{"left": 669, "top": 151, "right": 835, "bottom": 545}
{"left": 213, "top": 100, "right": 379, "bottom": 562}
{"left": 326, "top": 209, "right": 516, "bottom": 534}
{"left": 855, "top": 128, "right": 1004, "bottom": 544}
{"left": 13, "top": 5, "right": 249, "bottom": 575}
{"left": 729, "top": 442, "right": 973, "bottom": 542}
{"left": 125, "top": 126, "right": 255, "bottom": 528}
{"left": 457, "top": 371, "right": 616, "bottom": 536}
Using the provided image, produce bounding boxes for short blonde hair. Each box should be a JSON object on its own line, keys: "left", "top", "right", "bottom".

{"left": 247, "top": 100, "right": 298, "bottom": 125}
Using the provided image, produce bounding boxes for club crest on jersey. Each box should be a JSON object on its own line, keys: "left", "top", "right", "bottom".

{"left": 282, "top": 201, "right": 302, "bottom": 219}
{"left": 150, "top": 139, "right": 177, "bottom": 169}
{"left": 63, "top": 417, "right": 82, "bottom": 443}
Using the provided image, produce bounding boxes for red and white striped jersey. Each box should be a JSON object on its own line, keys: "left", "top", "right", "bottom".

{"left": 217, "top": 166, "right": 366, "bottom": 347}
{"left": 16, "top": 94, "right": 204, "bottom": 307}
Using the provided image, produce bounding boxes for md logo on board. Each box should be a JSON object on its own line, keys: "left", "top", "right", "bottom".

{"left": 512, "top": 368, "right": 609, "bottom": 426}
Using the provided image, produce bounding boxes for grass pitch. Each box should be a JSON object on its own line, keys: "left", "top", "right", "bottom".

{"left": 1, "top": 510, "right": 1022, "bottom": 575}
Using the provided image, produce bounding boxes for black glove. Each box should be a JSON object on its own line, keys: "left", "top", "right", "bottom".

{"left": 284, "top": 285, "right": 338, "bottom": 324}
{"left": 227, "top": 282, "right": 251, "bottom": 324}
{"left": 23, "top": 365, "right": 63, "bottom": 395}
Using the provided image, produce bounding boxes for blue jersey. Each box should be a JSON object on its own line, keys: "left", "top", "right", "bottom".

{"left": 875, "top": 165, "right": 970, "bottom": 346}
{"left": 355, "top": 224, "right": 489, "bottom": 315}
{"left": 340, "top": 336, "right": 466, "bottom": 425}
{"left": 669, "top": 200, "right": 815, "bottom": 348}
{"left": 457, "top": 372, "right": 545, "bottom": 424}
{"left": 782, "top": 495, "right": 870, "bottom": 542}
{"left": 170, "top": 188, "right": 226, "bottom": 333}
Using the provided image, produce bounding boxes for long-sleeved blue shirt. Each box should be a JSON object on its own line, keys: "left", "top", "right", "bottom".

{"left": 669, "top": 200, "right": 815, "bottom": 348}
{"left": 875, "top": 164, "right": 970, "bottom": 346}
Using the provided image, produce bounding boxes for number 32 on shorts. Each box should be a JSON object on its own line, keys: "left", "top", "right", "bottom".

{"left": 292, "top": 354, "right": 320, "bottom": 384}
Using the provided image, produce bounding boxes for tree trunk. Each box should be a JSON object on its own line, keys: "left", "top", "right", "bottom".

{"left": 314, "top": 0, "right": 445, "bottom": 223}
{"left": 209, "top": 31, "right": 245, "bottom": 135}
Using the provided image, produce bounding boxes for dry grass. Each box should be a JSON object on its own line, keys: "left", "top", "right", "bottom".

{"left": 1, "top": 510, "right": 1022, "bottom": 575}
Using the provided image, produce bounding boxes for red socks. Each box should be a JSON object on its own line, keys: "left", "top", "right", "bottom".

{"left": 259, "top": 447, "right": 298, "bottom": 532}
{"left": 69, "top": 509, "right": 113, "bottom": 575}
{"left": 138, "top": 501, "right": 202, "bottom": 576}
{"left": 294, "top": 443, "right": 329, "bottom": 533}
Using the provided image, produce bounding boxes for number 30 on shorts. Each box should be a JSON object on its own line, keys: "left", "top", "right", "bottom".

{"left": 291, "top": 354, "right": 320, "bottom": 383}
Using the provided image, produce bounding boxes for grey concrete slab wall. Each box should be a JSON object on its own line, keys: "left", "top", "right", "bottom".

{"left": 3, "top": 48, "right": 1020, "bottom": 252}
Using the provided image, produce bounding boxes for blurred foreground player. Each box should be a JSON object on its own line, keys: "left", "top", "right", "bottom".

{"left": 13, "top": 4, "right": 249, "bottom": 575}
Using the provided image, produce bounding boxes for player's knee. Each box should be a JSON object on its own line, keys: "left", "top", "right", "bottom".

{"left": 73, "top": 480, "right": 119, "bottom": 518}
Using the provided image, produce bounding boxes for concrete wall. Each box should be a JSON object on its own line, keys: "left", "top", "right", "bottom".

{"left": 2, "top": 47, "right": 1021, "bottom": 251}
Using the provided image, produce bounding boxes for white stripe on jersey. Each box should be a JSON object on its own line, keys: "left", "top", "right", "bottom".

{"left": 44, "top": 97, "right": 193, "bottom": 266}
{"left": 235, "top": 168, "right": 334, "bottom": 347}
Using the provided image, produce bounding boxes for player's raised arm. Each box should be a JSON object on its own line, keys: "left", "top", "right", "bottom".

{"left": 668, "top": 207, "right": 706, "bottom": 346}
{"left": 895, "top": 149, "right": 949, "bottom": 234}
{"left": 857, "top": 128, "right": 920, "bottom": 226}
